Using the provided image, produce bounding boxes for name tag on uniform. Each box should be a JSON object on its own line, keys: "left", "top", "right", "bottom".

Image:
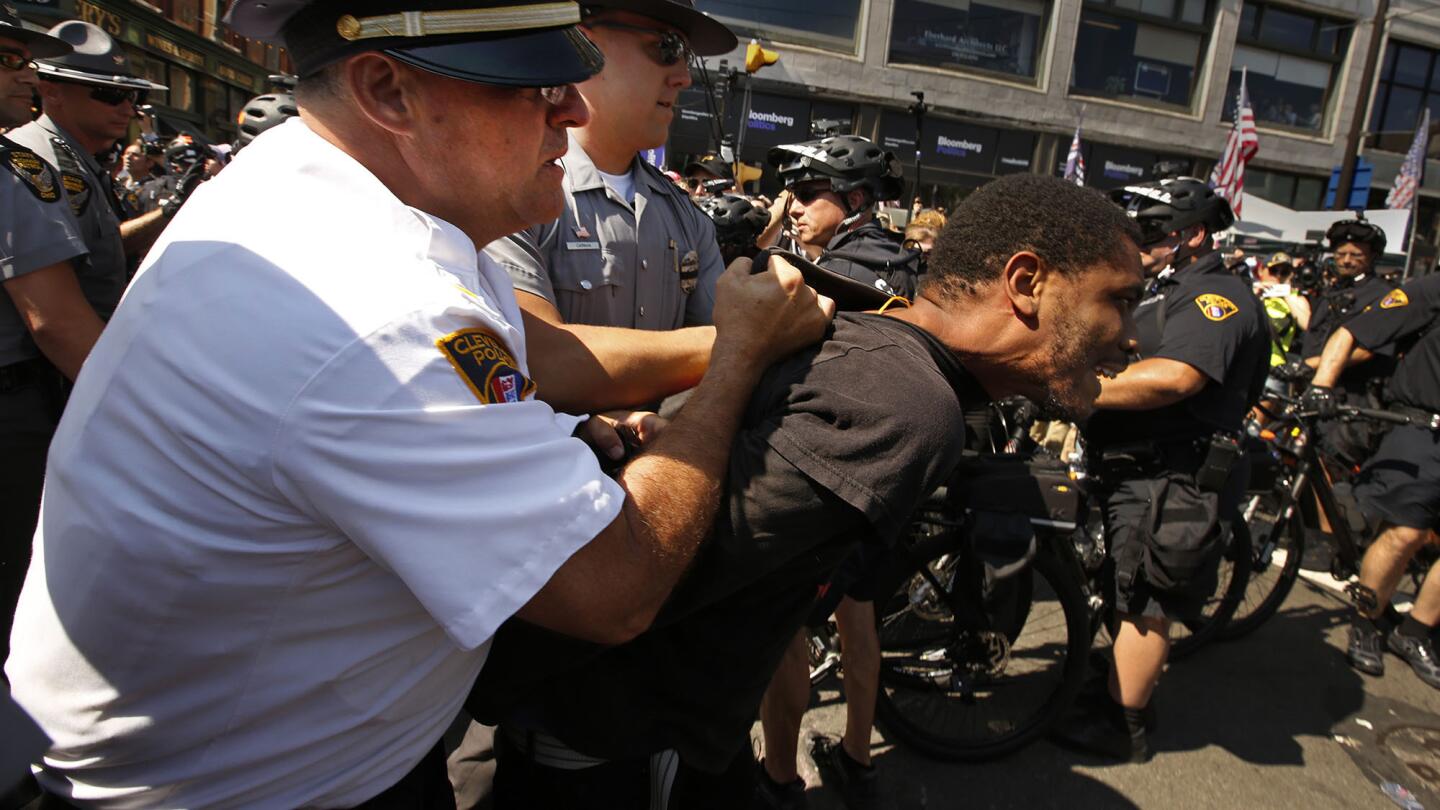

{"left": 566, "top": 241, "right": 600, "bottom": 251}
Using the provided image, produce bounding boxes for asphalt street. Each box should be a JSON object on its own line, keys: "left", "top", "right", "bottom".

{"left": 769, "top": 576, "right": 1440, "bottom": 810}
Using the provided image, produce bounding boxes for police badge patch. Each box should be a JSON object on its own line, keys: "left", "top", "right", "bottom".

{"left": 1380, "top": 289, "right": 1410, "bottom": 309}
{"left": 2, "top": 144, "right": 61, "bottom": 203}
{"left": 1195, "top": 293, "right": 1239, "bottom": 322}
{"left": 436, "top": 328, "right": 536, "bottom": 404}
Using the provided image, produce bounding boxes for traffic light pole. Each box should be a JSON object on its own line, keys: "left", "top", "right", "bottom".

{"left": 1333, "top": 0, "right": 1390, "bottom": 211}
{"left": 909, "top": 92, "right": 927, "bottom": 207}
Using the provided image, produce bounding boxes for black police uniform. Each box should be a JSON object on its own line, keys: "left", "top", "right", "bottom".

{"left": 1345, "top": 276, "right": 1440, "bottom": 531}
{"left": 817, "top": 220, "right": 922, "bottom": 300}
{"left": 1086, "top": 251, "right": 1270, "bottom": 619}
{"left": 135, "top": 173, "right": 178, "bottom": 215}
{"left": 1301, "top": 272, "right": 1398, "bottom": 465}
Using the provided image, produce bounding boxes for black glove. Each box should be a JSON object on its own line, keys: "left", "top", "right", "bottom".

{"left": 1299, "top": 384, "right": 1338, "bottom": 419}
{"left": 159, "top": 163, "right": 209, "bottom": 220}
{"left": 1273, "top": 360, "right": 1314, "bottom": 383}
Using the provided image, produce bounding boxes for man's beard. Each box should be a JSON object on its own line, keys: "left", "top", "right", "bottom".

{"left": 1032, "top": 308, "right": 1104, "bottom": 423}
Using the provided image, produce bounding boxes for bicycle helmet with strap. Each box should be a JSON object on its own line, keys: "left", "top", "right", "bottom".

{"left": 767, "top": 135, "right": 905, "bottom": 207}
{"left": 1110, "top": 177, "right": 1235, "bottom": 245}
{"left": 1325, "top": 215, "right": 1387, "bottom": 255}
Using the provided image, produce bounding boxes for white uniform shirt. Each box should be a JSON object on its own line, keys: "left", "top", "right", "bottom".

{"left": 6, "top": 118, "right": 623, "bottom": 809}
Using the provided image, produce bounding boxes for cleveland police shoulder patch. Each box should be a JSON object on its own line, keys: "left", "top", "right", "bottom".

{"left": 1380, "top": 289, "right": 1410, "bottom": 309}
{"left": 1, "top": 143, "right": 61, "bottom": 203}
{"left": 1195, "top": 293, "right": 1239, "bottom": 322}
{"left": 437, "top": 328, "right": 536, "bottom": 404}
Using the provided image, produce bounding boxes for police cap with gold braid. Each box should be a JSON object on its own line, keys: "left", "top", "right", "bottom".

{"left": 224, "top": 0, "right": 604, "bottom": 84}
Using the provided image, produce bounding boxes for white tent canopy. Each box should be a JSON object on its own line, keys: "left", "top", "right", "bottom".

{"left": 1231, "top": 193, "right": 1409, "bottom": 255}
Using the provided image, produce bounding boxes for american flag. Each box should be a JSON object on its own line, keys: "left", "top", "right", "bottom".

{"left": 1386, "top": 107, "right": 1429, "bottom": 210}
{"left": 1210, "top": 67, "right": 1259, "bottom": 219}
{"left": 1063, "top": 125, "right": 1085, "bottom": 186}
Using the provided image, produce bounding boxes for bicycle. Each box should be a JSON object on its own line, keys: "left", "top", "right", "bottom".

{"left": 1217, "top": 397, "right": 1431, "bottom": 641}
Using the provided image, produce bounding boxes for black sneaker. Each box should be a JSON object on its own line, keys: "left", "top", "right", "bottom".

{"left": 1389, "top": 630, "right": 1440, "bottom": 689}
{"left": 1048, "top": 698, "right": 1150, "bottom": 764}
{"left": 753, "top": 762, "right": 808, "bottom": 810}
{"left": 1347, "top": 622, "right": 1386, "bottom": 676}
{"left": 811, "top": 736, "right": 879, "bottom": 810}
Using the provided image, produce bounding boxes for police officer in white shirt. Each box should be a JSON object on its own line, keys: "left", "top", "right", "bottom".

{"left": 3, "top": 0, "right": 833, "bottom": 805}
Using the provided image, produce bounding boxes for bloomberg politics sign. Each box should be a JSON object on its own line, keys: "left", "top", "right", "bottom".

{"left": 878, "top": 111, "right": 998, "bottom": 175}
{"left": 727, "top": 93, "right": 811, "bottom": 153}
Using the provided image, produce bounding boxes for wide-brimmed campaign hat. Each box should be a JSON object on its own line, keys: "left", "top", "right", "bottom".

{"left": 35, "top": 21, "right": 167, "bottom": 89}
{"left": 583, "top": 0, "right": 734, "bottom": 55}
{"left": 226, "top": 0, "right": 606, "bottom": 84}
{"left": 0, "top": 4, "right": 72, "bottom": 58}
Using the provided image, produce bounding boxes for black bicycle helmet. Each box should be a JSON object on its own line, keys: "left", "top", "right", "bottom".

{"left": 767, "top": 135, "right": 904, "bottom": 205}
{"left": 164, "top": 135, "right": 205, "bottom": 173}
{"left": 700, "top": 195, "right": 769, "bottom": 251}
{"left": 1325, "top": 215, "right": 1387, "bottom": 255}
{"left": 1110, "top": 177, "right": 1235, "bottom": 245}
{"left": 234, "top": 92, "right": 299, "bottom": 152}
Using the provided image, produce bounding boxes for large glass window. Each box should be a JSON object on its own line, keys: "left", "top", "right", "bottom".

{"left": 887, "top": 0, "right": 1049, "bottom": 81}
{"left": 1223, "top": 3, "right": 1349, "bottom": 134}
{"left": 1369, "top": 40, "right": 1440, "bottom": 154}
{"left": 694, "top": 0, "right": 862, "bottom": 53}
{"left": 1247, "top": 167, "right": 1325, "bottom": 209}
{"left": 1071, "top": 0, "right": 1213, "bottom": 109}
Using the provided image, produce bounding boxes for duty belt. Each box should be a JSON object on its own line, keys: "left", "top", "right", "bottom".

{"left": 1393, "top": 405, "right": 1440, "bottom": 431}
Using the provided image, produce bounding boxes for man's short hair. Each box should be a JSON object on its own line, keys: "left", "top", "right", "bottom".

{"left": 924, "top": 174, "right": 1142, "bottom": 299}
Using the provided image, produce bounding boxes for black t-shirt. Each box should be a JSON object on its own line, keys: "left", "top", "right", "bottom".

{"left": 470, "top": 312, "right": 985, "bottom": 771}
{"left": 1346, "top": 274, "right": 1440, "bottom": 413}
{"left": 1301, "top": 272, "right": 1397, "bottom": 396}
{"left": 1086, "top": 252, "right": 1271, "bottom": 446}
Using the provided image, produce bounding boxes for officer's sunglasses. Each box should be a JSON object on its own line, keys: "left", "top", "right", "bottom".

{"left": 51, "top": 78, "right": 147, "bottom": 106}
{"left": 583, "top": 20, "right": 692, "bottom": 66}
{"left": 0, "top": 50, "right": 35, "bottom": 72}
{"left": 787, "top": 183, "right": 832, "bottom": 205}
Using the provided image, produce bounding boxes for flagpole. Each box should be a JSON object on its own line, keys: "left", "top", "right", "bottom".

{"left": 1404, "top": 201, "right": 1420, "bottom": 279}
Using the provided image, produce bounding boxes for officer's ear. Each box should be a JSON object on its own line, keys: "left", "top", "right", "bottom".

{"left": 342, "top": 53, "right": 421, "bottom": 136}
{"left": 1000, "top": 250, "right": 1044, "bottom": 321}
{"left": 1182, "top": 224, "right": 1208, "bottom": 251}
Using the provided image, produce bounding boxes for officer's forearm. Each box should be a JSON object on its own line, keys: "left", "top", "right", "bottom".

{"left": 1094, "top": 357, "right": 1207, "bottom": 411}
{"left": 120, "top": 209, "right": 167, "bottom": 258}
{"left": 514, "top": 347, "right": 761, "bottom": 645}
{"left": 520, "top": 310, "right": 713, "bottom": 412}
{"left": 1312, "top": 327, "right": 1368, "bottom": 388}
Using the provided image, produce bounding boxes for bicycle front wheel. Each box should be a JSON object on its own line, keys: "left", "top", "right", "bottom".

{"left": 1219, "top": 490, "right": 1305, "bottom": 640}
{"left": 874, "top": 548, "right": 1091, "bottom": 761}
{"left": 1169, "top": 521, "right": 1253, "bottom": 660}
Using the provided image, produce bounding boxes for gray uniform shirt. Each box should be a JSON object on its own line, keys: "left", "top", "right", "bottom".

{"left": 484, "top": 138, "right": 723, "bottom": 329}
{"left": 8, "top": 115, "right": 128, "bottom": 322}
{"left": 0, "top": 135, "right": 88, "bottom": 366}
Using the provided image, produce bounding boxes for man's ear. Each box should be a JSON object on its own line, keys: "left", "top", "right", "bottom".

{"left": 343, "top": 53, "right": 417, "bottom": 136}
{"left": 846, "top": 189, "right": 868, "bottom": 213}
{"left": 1001, "top": 251, "right": 1045, "bottom": 319}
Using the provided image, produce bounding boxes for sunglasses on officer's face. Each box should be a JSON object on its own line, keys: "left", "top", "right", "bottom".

{"left": 787, "top": 183, "right": 832, "bottom": 205}
{"left": 583, "top": 20, "right": 692, "bottom": 66}
{"left": 88, "top": 86, "right": 147, "bottom": 106}
{"left": 0, "top": 50, "right": 36, "bottom": 72}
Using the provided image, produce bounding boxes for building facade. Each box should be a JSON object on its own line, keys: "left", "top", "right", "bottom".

{"left": 14, "top": 0, "right": 286, "bottom": 143}
{"left": 678, "top": 0, "right": 1440, "bottom": 257}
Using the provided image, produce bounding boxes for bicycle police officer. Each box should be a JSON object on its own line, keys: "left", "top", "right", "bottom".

{"left": 761, "top": 134, "right": 922, "bottom": 299}
{"left": 1308, "top": 274, "right": 1440, "bottom": 689}
{"left": 481, "top": 0, "right": 734, "bottom": 410}
{"left": 1299, "top": 216, "right": 1397, "bottom": 466}
{"left": 1055, "top": 178, "right": 1270, "bottom": 762}
{"left": 0, "top": 3, "right": 83, "bottom": 665}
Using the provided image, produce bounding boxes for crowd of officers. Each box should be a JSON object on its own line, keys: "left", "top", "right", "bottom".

{"left": 0, "top": 0, "right": 1438, "bottom": 807}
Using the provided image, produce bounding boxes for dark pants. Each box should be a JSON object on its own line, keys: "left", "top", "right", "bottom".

{"left": 0, "top": 361, "right": 64, "bottom": 663}
{"left": 491, "top": 729, "right": 755, "bottom": 810}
